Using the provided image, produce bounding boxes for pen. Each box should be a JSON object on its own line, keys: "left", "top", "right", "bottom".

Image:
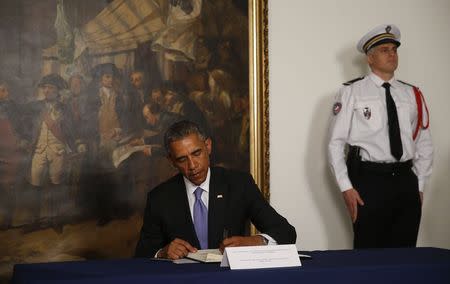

{"left": 223, "top": 228, "right": 231, "bottom": 239}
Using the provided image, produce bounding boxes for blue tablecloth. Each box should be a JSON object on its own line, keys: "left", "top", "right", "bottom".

{"left": 12, "top": 247, "right": 450, "bottom": 284}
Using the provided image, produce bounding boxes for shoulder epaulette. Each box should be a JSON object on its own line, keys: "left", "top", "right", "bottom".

{"left": 398, "top": 80, "right": 417, "bottom": 88}
{"left": 343, "top": 77, "right": 364, "bottom": 86}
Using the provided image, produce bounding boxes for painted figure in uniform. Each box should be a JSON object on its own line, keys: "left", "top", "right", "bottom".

{"left": 25, "top": 74, "right": 82, "bottom": 229}
{"left": 82, "top": 63, "right": 129, "bottom": 226}
{"left": 0, "top": 81, "right": 27, "bottom": 229}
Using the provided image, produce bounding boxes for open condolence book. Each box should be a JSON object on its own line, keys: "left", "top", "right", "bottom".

{"left": 186, "top": 249, "right": 223, "bottom": 263}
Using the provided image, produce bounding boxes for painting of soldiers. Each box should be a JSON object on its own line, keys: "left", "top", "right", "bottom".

{"left": 0, "top": 0, "right": 252, "bottom": 281}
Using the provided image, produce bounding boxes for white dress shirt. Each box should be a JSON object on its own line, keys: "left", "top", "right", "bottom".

{"left": 328, "top": 72, "right": 433, "bottom": 192}
{"left": 183, "top": 167, "right": 277, "bottom": 245}
{"left": 183, "top": 168, "right": 211, "bottom": 220}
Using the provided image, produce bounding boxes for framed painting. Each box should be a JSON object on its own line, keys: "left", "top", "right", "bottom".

{"left": 0, "top": 0, "right": 269, "bottom": 280}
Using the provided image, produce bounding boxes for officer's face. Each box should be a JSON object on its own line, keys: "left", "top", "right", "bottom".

{"left": 101, "top": 74, "right": 114, "bottom": 88}
{"left": 168, "top": 133, "right": 212, "bottom": 186}
{"left": 367, "top": 43, "right": 398, "bottom": 75}
{"left": 151, "top": 89, "right": 162, "bottom": 101}
{"left": 42, "top": 84, "right": 58, "bottom": 100}
{"left": 164, "top": 90, "right": 176, "bottom": 107}
{"left": 130, "top": 72, "right": 143, "bottom": 88}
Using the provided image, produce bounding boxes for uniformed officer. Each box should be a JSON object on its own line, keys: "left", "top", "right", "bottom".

{"left": 328, "top": 24, "right": 433, "bottom": 248}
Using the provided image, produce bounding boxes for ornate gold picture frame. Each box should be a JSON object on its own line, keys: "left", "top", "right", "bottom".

{"left": 249, "top": 0, "right": 270, "bottom": 200}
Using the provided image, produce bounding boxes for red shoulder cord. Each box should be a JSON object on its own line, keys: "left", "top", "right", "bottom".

{"left": 412, "top": 86, "right": 430, "bottom": 140}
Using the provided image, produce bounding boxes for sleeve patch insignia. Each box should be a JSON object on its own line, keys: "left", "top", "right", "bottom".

{"left": 363, "top": 107, "right": 371, "bottom": 119}
{"left": 333, "top": 102, "right": 342, "bottom": 115}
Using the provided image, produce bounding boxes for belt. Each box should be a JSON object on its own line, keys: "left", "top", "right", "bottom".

{"left": 360, "top": 160, "right": 413, "bottom": 174}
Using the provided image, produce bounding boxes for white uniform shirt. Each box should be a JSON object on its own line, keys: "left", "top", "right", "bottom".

{"left": 328, "top": 72, "right": 433, "bottom": 192}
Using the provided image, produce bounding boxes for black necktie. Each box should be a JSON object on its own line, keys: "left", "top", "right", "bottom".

{"left": 382, "top": 82, "right": 403, "bottom": 160}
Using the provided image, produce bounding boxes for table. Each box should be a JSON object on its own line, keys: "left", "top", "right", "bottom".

{"left": 12, "top": 247, "right": 450, "bottom": 284}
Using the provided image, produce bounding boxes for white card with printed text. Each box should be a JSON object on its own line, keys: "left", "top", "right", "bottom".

{"left": 220, "top": 244, "right": 301, "bottom": 270}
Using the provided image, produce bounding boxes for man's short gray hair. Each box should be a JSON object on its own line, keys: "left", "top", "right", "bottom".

{"left": 164, "top": 120, "right": 208, "bottom": 154}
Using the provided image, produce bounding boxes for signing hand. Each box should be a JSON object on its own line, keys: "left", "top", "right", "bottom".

{"left": 219, "top": 236, "right": 266, "bottom": 253}
{"left": 157, "top": 238, "right": 197, "bottom": 260}
{"left": 342, "top": 188, "right": 364, "bottom": 223}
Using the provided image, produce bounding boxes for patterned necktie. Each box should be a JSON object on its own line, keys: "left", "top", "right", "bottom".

{"left": 382, "top": 82, "right": 403, "bottom": 160}
{"left": 193, "top": 187, "right": 208, "bottom": 249}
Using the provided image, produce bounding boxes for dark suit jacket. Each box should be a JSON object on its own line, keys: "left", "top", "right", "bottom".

{"left": 135, "top": 167, "right": 296, "bottom": 257}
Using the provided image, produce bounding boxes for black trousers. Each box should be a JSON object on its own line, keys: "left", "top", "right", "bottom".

{"left": 351, "top": 161, "right": 421, "bottom": 249}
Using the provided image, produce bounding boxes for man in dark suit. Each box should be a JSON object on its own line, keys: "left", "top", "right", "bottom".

{"left": 135, "top": 120, "right": 296, "bottom": 259}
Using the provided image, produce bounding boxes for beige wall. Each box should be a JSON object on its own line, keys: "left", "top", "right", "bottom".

{"left": 268, "top": 0, "right": 450, "bottom": 250}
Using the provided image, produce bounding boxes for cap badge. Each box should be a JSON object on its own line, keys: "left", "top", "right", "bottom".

{"left": 385, "top": 25, "right": 392, "bottom": 34}
{"left": 333, "top": 102, "right": 342, "bottom": 115}
{"left": 363, "top": 107, "right": 371, "bottom": 120}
